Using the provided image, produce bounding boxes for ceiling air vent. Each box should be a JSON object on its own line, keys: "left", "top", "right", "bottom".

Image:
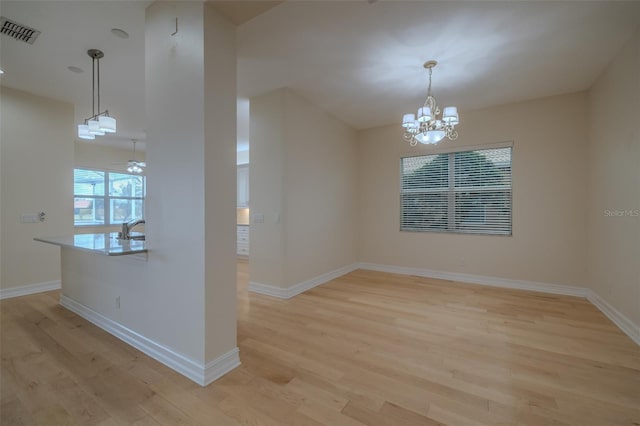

{"left": 0, "top": 17, "right": 40, "bottom": 44}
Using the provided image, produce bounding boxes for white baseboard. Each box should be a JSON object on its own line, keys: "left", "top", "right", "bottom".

{"left": 357, "top": 262, "right": 588, "bottom": 297}
{"left": 0, "top": 280, "right": 61, "bottom": 300}
{"left": 249, "top": 262, "right": 359, "bottom": 299}
{"left": 248, "top": 281, "right": 290, "bottom": 298}
{"left": 204, "top": 347, "right": 241, "bottom": 385}
{"left": 587, "top": 290, "right": 640, "bottom": 346}
{"left": 60, "top": 295, "right": 240, "bottom": 386}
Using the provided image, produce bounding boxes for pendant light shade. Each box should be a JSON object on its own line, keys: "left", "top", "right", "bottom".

{"left": 77, "top": 124, "right": 95, "bottom": 140}
{"left": 98, "top": 115, "right": 116, "bottom": 133}
{"left": 87, "top": 119, "right": 105, "bottom": 135}
{"left": 402, "top": 113, "right": 415, "bottom": 128}
{"left": 77, "top": 49, "right": 117, "bottom": 140}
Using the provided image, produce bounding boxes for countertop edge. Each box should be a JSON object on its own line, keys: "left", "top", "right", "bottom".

{"left": 34, "top": 234, "right": 147, "bottom": 256}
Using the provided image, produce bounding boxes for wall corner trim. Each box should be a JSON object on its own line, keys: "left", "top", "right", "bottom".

{"left": 249, "top": 262, "right": 359, "bottom": 299}
{"left": 59, "top": 295, "right": 240, "bottom": 386}
{"left": 0, "top": 280, "right": 61, "bottom": 300}
{"left": 587, "top": 290, "right": 640, "bottom": 346}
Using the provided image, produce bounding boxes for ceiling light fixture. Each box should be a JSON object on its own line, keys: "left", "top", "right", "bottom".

{"left": 127, "top": 139, "right": 146, "bottom": 174}
{"left": 77, "top": 49, "right": 116, "bottom": 140}
{"left": 401, "top": 60, "right": 459, "bottom": 145}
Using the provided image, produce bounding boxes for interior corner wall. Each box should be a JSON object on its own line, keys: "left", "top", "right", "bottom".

{"left": 357, "top": 92, "right": 589, "bottom": 287}
{"left": 586, "top": 29, "right": 640, "bottom": 327}
{"left": 249, "top": 88, "right": 358, "bottom": 289}
{"left": 0, "top": 86, "right": 74, "bottom": 290}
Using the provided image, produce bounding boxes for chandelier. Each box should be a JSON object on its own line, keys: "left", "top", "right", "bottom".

{"left": 401, "top": 60, "right": 459, "bottom": 145}
{"left": 77, "top": 49, "right": 116, "bottom": 140}
{"left": 127, "top": 139, "right": 146, "bottom": 174}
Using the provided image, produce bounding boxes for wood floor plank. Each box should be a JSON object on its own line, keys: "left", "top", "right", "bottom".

{"left": 1, "top": 260, "right": 638, "bottom": 425}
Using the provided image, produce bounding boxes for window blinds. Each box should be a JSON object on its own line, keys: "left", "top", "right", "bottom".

{"left": 401, "top": 147, "right": 512, "bottom": 235}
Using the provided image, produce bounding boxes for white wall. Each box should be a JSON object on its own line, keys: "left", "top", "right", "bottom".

{"left": 0, "top": 87, "right": 74, "bottom": 290}
{"left": 586, "top": 30, "right": 640, "bottom": 327}
{"left": 250, "top": 88, "right": 358, "bottom": 289}
{"left": 249, "top": 90, "right": 286, "bottom": 287}
{"left": 283, "top": 90, "right": 358, "bottom": 286}
{"left": 358, "top": 92, "right": 589, "bottom": 287}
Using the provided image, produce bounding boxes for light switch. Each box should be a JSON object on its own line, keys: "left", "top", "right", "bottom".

{"left": 21, "top": 213, "right": 39, "bottom": 223}
{"left": 253, "top": 213, "right": 264, "bottom": 223}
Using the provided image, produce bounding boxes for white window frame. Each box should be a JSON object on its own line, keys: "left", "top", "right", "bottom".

{"left": 400, "top": 143, "right": 513, "bottom": 236}
{"left": 74, "top": 168, "right": 146, "bottom": 227}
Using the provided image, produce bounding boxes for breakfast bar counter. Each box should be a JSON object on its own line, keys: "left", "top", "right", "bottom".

{"left": 35, "top": 232, "right": 146, "bottom": 256}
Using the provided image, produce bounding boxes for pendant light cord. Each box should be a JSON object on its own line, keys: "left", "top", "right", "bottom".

{"left": 97, "top": 55, "right": 101, "bottom": 115}
{"left": 90, "top": 54, "right": 102, "bottom": 118}
{"left": 91, "top": 56, "right": 96, "bottom": 117}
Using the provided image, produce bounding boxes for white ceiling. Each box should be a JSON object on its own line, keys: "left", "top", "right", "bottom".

{"left": 1, "top": 1, "right": 639, "bottom": 150}
{"left": 238, "top": 1, "right": 640, "bottom": 129}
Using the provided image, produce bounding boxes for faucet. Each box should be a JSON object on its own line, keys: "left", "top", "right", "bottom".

{"left": 118, "top": 219, "right": 145, "bottom": 240}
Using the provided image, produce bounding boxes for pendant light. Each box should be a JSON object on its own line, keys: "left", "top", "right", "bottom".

{"left": 77, "top": 49, "right": 116, "bottom": 140}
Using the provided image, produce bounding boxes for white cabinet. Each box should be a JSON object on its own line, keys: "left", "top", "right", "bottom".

{"left": 237, "top": 165, "right": 249, "bottom": 208}
{"left": 237, "top": 225, "right": 249, "bottom": 257}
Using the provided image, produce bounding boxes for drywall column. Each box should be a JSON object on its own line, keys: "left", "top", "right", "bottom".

{"left": 0, "top": 88, "right": 74, "bottom": 293}
{"left": 146, "top": 1, "right": 237, "bottom": 381}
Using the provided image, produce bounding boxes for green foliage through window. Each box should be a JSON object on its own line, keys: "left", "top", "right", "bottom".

{"left": 401, "top": 147, "right": 512, "bottom": 235}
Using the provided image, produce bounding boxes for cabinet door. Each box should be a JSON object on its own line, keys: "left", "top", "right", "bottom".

{"left": 237, "top": 165, "right": 249, "bottom": 208}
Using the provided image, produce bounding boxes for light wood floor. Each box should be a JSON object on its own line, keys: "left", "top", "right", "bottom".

{"left": 2, "top": 260, "right": 639, "bottom": 425}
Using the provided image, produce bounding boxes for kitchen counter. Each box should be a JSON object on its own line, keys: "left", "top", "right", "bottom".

{"left": 35, "top": 232, "right": 146, "bottom": 256}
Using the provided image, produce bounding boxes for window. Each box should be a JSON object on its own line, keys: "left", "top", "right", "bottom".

{"left": 74, "top": 168, "right": 145, "bottom": 226}
{"left": 400, "top": 146, "right": 512, "bottom": 235}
